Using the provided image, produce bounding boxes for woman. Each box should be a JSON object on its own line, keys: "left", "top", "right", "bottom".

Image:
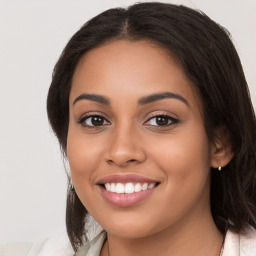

{"left": 47, "top": 2, "right": 256, "bottom": 255}
{"left": 3, "top": 2, "right": 255, "bottom": 256}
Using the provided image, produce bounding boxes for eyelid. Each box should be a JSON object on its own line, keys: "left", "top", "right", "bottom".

{"left": 145, "top": 115, "right": 178, "bottom": 125}
{"left": 144, "top": 111, "right": 179, "bottom": 126}
{"left": 144, "top": 110, "right": 178, "bottom": 121}
{"left": 77, "top": 111, "right": 111, "bottom": 127}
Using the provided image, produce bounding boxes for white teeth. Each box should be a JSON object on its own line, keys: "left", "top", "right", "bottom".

{"left": 110, "top": 183, "right": 116, "bottom": 193}
{"left": 116, "top": 183, "right": 124, "bottom": 193}
{"left": 148, "top": 183, "right": 155, "bottom": 189}
{"left": 134, "top": 183, "right": 142, "bottom": 192}
{"left": 105, "top": 183, "right": 111, "bottom": 191}
{"left": 125, "top": 183, "right": 135, "bottom": 194}
{"left": 104, "top": 182, "right": 157, "bottom": 193}
{"left": 142, "top": 183, "right": 148, "bottom": 191}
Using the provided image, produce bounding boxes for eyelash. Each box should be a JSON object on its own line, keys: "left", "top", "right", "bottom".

{"left": 78, "top": 114, "right": 110, "bottom": 128}
{"left": 145, "top": 114, "right": 179, "bottom": 127}
{"left": 77, "top": 113, "right": 178, "bottom": 128}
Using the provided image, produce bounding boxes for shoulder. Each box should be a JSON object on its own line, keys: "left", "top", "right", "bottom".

{"left": 240, "top": 225, "right": 256, "bottom": 255}
{"left": 0, "top": 242, "right": 32, "bottom": 256}
{"left": 223, "top": 225, "right": 256, "bottom": 256}
{"left": 27, "top": 232, "right": 74, "bottom": 256}
{"left": 75, "top": 231, "right": 106, "bottom": 256}
{"left": 0, "top": 232, "right": 74, "bottom": 256}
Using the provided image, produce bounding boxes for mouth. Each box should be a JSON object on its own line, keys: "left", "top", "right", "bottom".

{"left": 96, "top": 174, "right": 160, "bottom": 207}
{"left": 101, "top": 182, "right": 159, "bottom": 193}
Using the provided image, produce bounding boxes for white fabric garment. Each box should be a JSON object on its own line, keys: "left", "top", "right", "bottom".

{"left": 222, "top": 225, "right": 256, "bottom": 256}
{"left": 26, "top": 232, "right": 75, "bottom": 256}
{"left": 0, "top": 242, "right": 32, "bottom": 256}
{"left": 0, "top": 232, "right": 74, "bottom": 256}
{"left": 1, "top": 226, "right": 256, "bottom": 256}
{"left": 75, "top": 227, "right": 256, "bottom": 256}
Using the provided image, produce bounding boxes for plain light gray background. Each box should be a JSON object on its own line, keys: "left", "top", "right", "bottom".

{"left": 0, "top": 0, "right": 255, "bottom": 244}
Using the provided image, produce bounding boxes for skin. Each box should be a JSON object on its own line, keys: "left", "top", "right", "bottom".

{"left": 67, "top": 40, "right": 233, "bottom": 256}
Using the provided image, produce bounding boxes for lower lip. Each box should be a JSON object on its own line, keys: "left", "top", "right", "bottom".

{"left": 99, "top": 186, "right": 157, "bottom": 207}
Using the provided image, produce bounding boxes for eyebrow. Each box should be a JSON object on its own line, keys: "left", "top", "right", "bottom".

{"left": 73, "top": 91, "right": 189, "bottom": 106}
{"left": 73, "top": 93, "right": 110, "bottom": 105}
{"left": 138, "top": 92, "right": 189, "bottom": 106}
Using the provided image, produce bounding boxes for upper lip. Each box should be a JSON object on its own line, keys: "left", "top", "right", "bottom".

{"left": 96, "top": 174, "right": 160, "bottom": 185}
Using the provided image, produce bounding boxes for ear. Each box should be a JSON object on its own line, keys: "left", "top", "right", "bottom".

{"left": 210, "top": 127, "right": 234, "bottom": 169}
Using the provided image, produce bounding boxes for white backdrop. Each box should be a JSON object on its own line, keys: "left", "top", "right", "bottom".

{"left": 0, "top": 0, "right": 255, "bottom": 244}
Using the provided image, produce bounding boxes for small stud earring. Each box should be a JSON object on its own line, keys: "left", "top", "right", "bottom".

{"left": 218, "top": 166, "right": 222, "bottom": 171}
{"left": 71, "top": 184, "right": 75, "bottom": 191}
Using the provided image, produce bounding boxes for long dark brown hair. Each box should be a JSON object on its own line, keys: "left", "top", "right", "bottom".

{"left": 47, "top": 2, "right": 256, "bottom": 252}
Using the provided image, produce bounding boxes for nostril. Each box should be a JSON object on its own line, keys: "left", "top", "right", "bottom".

{"left": 107, "top": 158, "right": 137, "bottom": 166}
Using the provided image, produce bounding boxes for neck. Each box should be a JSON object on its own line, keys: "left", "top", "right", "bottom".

{"left": 101, "top": 211, "right": 223, "bottom": 256}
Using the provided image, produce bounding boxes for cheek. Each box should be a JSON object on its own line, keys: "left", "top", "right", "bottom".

{"left": 148, "top": 124, "right": 211, "bottom": 198}
{"left": 142, "top": 128, "right": 211, "bottom": 227}
{"left": 156, "top": 124, "right": 211, "bottom": 172}
{"left": 66, "top": 132, "right": 105, "bottom": 212}
{"left": 67, "top": 128, "right": 102, "bottom": 185}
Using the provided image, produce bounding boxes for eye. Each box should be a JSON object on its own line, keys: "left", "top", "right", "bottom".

{"left": 79, "top": 115, "right": 110, "bottom": 127}
{"left": 145, "top": 115, "right": 178, "bottom": 127}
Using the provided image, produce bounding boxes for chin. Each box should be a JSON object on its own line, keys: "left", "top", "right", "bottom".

{"left": 95, "top": 212, "right": 166, "bottom": 239}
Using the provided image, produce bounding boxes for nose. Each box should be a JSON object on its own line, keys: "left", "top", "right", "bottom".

{"left": 104, "top": 124, "right": 146, "bottom": 167}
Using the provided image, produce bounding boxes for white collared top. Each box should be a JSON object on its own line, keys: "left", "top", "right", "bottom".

{"left": 1, "top": 226, "right": 256, "bottom": 256}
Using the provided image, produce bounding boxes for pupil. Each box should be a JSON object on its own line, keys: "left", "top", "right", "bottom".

{"left": 92, "top": 116, "right": 103, "bottom": 126}
{"left": 156, "top": 116, "right": 168, "bottom": 126}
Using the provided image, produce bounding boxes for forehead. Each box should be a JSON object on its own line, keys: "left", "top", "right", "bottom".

{"left": 70, "top": 39, "right": 201, "bottom": 109}
{"left": 74, "top": 40, "right": 172, "bottom": 77}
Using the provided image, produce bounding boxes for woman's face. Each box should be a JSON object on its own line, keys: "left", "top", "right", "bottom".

{"left": 67, "top": 40, "right": 216, "bottom": 238}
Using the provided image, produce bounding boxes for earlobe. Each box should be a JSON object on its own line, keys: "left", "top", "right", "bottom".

{"left": 210, "top": 128, "right": 234, "bottom": 169}
{"left": 210, "top": 143, "right": 234, "bottom": 169}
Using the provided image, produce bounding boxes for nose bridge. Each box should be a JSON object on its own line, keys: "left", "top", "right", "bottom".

{"left": 106, "top": 120, "right": 145, "bottom": 166}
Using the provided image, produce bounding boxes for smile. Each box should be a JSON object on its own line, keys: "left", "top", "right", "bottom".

{"left": 104, "top": 182, "right": 157, "bottom": 193}
{"left": 97, "top": 174, "right": 160, "bottom": 207}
